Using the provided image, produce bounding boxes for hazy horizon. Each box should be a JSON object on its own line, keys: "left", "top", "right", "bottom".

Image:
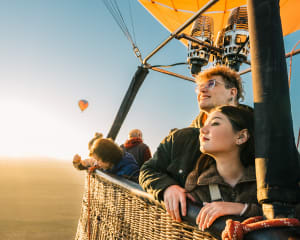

{"left": 0, "top": 157, "right": 85, "bottom": 239}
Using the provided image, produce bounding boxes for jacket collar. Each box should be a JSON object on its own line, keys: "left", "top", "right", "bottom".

{"left": 199, "top": 111, "right": 207, "bottom": 128}
{"left": 124, "top": 137, "right": 143, "bottom": 148}
{"left": 196, "top": 164, "right": 256, "bottom": 186}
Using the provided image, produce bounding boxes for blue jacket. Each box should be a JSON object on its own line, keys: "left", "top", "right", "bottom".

{"left": 108, "top": 152, "right": 140, "bottom": 178}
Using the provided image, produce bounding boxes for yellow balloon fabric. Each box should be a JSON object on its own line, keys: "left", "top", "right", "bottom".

{"left": 138, "top": 0, "right": 300, "bottom": 46}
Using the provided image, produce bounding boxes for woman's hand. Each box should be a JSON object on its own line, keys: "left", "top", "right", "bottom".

{"left": 197, "top": 202, "right": 245, "bottom": 231}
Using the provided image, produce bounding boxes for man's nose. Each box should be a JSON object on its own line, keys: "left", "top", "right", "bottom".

{"left": 197, "top": 87, "right": 207, "bottom": 101}
{"left": 196, "top": 84, "right": 208, "bottom": 93}
{"left": 199, "top": 85, "right": 209, "bottom": 93}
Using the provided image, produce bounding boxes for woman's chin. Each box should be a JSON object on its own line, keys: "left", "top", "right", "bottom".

{"left": 200, "top": 146, "right": 207, "bottom": 153}
{"left": 200, "top": 146, "right": 216, "bottom": 156}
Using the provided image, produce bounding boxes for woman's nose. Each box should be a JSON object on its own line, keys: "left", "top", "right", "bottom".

{"left": 200, "top": 125, "right": 209, "bottom": 134}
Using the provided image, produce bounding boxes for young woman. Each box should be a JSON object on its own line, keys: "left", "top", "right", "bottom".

{"left": 185, "top": 105, "right": 262, "bottom": 231}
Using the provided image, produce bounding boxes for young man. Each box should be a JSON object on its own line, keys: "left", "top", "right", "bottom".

{"left": 139, "top": 66, "right": 246, "bottom": 222}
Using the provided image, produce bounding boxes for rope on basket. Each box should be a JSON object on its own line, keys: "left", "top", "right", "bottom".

{"left": 222, "top": 216, "right": 300, "bottom": 240}
{"left": 87, "top": 166, "right": 99, "bottom": 240}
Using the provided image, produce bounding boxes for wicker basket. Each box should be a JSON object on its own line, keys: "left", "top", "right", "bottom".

{"left": 75, "top": 171, "right": 216, "bottom": 240}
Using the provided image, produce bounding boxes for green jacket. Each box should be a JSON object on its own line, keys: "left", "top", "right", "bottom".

{"left": 139, "top": 127, "right": 201, "bottom": 202}
{"left": 190, "top": 112, "right": 206, "bottom": 128}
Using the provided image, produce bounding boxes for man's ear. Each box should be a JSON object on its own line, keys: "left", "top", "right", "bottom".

{"left": 230, "top": 88, "right": 238, "bottom": 103}
{"left": 236, "top": 129, "right": 249, "bottom": 145}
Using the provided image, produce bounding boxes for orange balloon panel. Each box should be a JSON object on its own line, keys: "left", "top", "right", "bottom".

{"left": 138, "top": 0, "right": 300, "bottom": 46}
{"left": 78, "top": 99, "right": 89, "bottom": 112}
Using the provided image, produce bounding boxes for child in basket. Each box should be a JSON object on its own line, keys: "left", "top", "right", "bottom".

{"left": 73, "top": 133, "right": 139, "bottom": 181}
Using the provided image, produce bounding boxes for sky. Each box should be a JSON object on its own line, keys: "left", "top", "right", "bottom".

{"left": 0, "top": 0, "right": 299, "bottom": 160}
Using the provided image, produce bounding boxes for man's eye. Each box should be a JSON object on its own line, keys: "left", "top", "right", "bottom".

{"left": 207, "top": 81, "right": 215, "bottom": 88}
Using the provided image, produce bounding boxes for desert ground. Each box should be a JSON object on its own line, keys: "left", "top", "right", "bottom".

{"left": 0, "top": 157, "right": 86, "bottom": 240}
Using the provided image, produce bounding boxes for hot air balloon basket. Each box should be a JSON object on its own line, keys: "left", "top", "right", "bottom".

{"left": 75, "top": 171, "right": 216, "bottom": 240}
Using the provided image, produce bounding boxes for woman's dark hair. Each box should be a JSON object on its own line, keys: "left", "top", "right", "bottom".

{"left": 216, "top": 105, "right": 254, "bottom": 167}
{"left": 186, "top": 105, "right": 254, "bottom": 191}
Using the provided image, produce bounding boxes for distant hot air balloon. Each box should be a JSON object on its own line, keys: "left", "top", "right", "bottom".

{"left": 78, "top": 99, "right": 88, "bottom": 112}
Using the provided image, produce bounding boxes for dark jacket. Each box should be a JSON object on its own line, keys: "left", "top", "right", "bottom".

{"left": 73, "top": 152, "right": 140, "bottom": 181}
{"left": 185, "top": 164, "right": 262, "bottom": 217}
{"left": 139, "top": 128, "right": 201, "bottom": 202}
{"left": 109, "top": 152, "right": 140, "bottom": 179}
{"left": 190, "top": 111, "right": 207, "bottom": 128}
{"left": 121, "top": 137, "right": 152, "bottom": 168}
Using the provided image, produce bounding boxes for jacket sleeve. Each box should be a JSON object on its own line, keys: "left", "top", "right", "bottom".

{"left": 119, "top": 161, "right": 140, "bottom": 178}
{"left": 189, "top": 112, "right": 206, "bottom": 128}
{"left": 113, "top": 153, "right": 140, "bottom": 178}
{"left": 143, "top": 146, "right": 152, "bottom": 163}
{"left": 243, "top": 203, "right": 263, "bottom": 218}
{"left": 139, "top": 134, "right": 180, "bottom": 202}
{"left": 296, "top": 203, "right": 300, "bottom": 220}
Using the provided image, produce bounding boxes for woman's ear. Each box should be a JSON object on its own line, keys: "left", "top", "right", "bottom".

{"left": 236, "top": 129, "right": 249, "bottom": 145}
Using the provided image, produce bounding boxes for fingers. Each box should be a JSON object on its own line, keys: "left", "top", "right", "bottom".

{"left": 166, "top": 199, "right": 176, "bottom": 221}
{"left": 202, "top": 208, "right": 218, "bottom": 231}
{"left": 173, "top": 198, "right": 182, "bottom": 222}
{"left": 164, "top": 197, "right": 179, "bottom": 221}
{"left": 197, "top": 202, "right": 219, "bottom": 231}
{"left": 186, "top": 193, "right": 196, "bottom": 202}
{"left": 197, "top": 202, "right": 208, "bottom": 225}
{"left": 179, "top": 193, "right": 187, "bottom": 217}
{"left": 163, "top": 185, "right": 187, "bottom": 222}
{"left": 164, "top": 198, "right": 172, "bottom": 218}
{"left": 197, "top": 204, "right": 209, "bottom": 230}
{"left": 197, "top": 202, "right": 240, "bottom": 231}
{"left": 207, "top": 212, "right": 219, "bottom": 228}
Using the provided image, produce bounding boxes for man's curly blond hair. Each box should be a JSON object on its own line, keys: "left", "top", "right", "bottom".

{"left": 196, "top": 65, "right": 244, "bottom": 102}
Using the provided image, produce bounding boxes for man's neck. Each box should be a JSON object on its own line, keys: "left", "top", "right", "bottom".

{"left": 201, "top": 102, "right": 238, "bottom": 114}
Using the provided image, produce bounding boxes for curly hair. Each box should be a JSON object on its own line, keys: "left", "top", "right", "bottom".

{"left": 196, "top": 65, "right": 244, "bottom": 102}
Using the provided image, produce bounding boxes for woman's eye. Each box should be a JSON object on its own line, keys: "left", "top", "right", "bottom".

{"left": 211, "top": 122, "right": 220, "bottom": 126}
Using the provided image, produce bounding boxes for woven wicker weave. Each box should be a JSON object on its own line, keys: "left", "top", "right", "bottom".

{"left": 75, "top": 171, "right": 216, "bottom": 240}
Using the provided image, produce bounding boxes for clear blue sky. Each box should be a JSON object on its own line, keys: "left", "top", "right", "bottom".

{"left": 0, "top": 1, "right": 299, "bottom": 160}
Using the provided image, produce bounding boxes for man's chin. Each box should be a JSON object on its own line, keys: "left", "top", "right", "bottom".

{"left": 199, "top": 103, "right": 213, "bottom": 113}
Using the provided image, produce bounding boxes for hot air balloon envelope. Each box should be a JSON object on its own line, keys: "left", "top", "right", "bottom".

{"left": 78, "top": 99, "right": 88, "bottom": 112}
{"left": 138, "top": 0, "right": 300, "bottom": 46}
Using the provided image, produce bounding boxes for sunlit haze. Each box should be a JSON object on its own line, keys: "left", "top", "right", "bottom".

{"left": 0, "top": 1, "right": 299, "bottom": 160}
